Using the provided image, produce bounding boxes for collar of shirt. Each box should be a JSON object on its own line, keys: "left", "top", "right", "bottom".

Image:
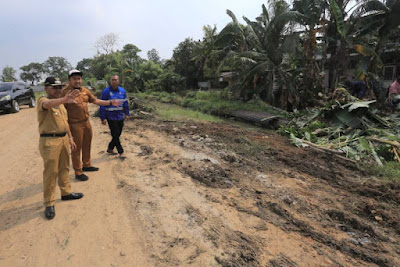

{"left": 67, "top": 84, "right": 83, "bottom": 91}
{"left": 110, "top": 86, "right": 120, "bottom": 92}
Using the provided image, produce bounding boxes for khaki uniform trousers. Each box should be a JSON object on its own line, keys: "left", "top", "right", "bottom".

{"left": 39, "top": 135, "right": 72, "bottom": 207}
{"left": 69, "top": 119, "right": 93, "bottom": 175}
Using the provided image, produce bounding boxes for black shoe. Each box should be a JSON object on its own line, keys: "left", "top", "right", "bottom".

{"left": 82, "top": 166, "right": 99, "bottom": 172}
{"left": 76, "top": 174, "right": 89, "bottom": 181}
{"left": 45, "top": 206, "right": 55, "bottom": 220}
{"left": 107, "top": 149, "right": 117, "bottom": 155}
{"left": 61, "top": 192, "right": 84, "bottom": 201}
{"left": 117, "top": 147, "right": 124, "bottom": 155}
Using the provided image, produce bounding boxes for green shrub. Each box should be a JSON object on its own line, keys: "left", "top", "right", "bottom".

{"left": 366, "top": 162, "right": 400, "bottom": 183}
{"left": 134, "top": 90, "right": 286, "bottom": 118}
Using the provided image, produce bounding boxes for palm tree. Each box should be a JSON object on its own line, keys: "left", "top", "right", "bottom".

{"left": 192, "top": 25, "right": 219, "bottom": 81}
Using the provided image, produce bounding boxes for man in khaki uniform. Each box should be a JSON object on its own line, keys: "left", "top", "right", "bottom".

{"left": 62, "top": 70, "right": 118, "bottom": 181}
{"left": 38, "top": 77, "right": 84, "bottom": 220}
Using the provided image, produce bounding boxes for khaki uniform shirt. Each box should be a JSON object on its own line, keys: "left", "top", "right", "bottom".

{"left": 62, "top": 85, "right": 97, "bottom": 123}
{"left": 37, "top": 97, "right": 70, "bottom": 134}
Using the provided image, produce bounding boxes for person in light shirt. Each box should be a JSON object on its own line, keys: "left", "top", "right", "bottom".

{"left": 388, "top": 77, "right": 400, "bottom": 107}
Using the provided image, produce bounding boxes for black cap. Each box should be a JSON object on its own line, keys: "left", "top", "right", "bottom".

{"left": 44, "top": 77, "right": 62, "bottom": 87}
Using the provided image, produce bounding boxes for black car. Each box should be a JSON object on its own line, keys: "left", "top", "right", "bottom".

{"left": 0, "top": 82, "right": 36, "bottom": 113}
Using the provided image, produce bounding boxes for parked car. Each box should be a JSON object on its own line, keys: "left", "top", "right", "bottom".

{"left": 0, "top": 82, "right": 36, "bottom": 113}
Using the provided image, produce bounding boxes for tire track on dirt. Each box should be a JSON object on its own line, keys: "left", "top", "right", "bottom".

{"left": 106, "top": 118, "right": 388, "bottom": 266}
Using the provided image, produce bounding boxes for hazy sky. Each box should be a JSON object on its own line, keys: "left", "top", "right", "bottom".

{"left": 0, "top": 0, "right": 266, "bottom": 75}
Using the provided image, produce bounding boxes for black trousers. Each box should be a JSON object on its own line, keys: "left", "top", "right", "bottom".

{"left": 107, "top": 120, "right": 124, "bottom": 153}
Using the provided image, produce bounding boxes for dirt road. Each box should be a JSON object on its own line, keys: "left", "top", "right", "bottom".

{"left": 0, "top": 107, "right": 147, "bottom": 266}
{"left": 1, "top": 105, "right": 399, "bottom": 266}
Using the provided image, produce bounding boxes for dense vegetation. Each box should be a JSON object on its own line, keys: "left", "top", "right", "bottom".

{"left": 2, "top": 0, "right": 399, "bottom": 111}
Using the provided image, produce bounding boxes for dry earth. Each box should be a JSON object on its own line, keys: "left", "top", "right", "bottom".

{"left": 0, "top": 104, "right": 399, "bottom": 266}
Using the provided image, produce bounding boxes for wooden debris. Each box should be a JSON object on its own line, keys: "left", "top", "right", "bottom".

{"left": 369, "top": 141, "right": 383, "bottom": 166}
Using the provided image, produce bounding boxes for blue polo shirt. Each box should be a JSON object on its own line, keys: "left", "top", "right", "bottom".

{"left": 99, "top": 86, "right": 130, "bottom": 121}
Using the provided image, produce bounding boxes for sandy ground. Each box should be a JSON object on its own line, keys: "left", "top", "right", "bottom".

{"left": 0, "top": 107, "right": 148, "bottom": 266}
{"left": 1, "top": 104, "right": 399, "bottom": 267}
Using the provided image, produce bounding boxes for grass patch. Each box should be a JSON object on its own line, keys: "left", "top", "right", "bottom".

{"left": 366, "top": 162, "right": 400, "bottom": 183}
{"left": 182, "top": 91, "right": 286, "bottom": 117}
{"left": 134, "top": 91, "right": 183, "bottom": 105}
{"left": 233, "top": 136, "right": 264, "bottom": 156}
{"left": 34, "top": 91, "right": 46, "bottom": 99}
{"left": 152, "top": 102, "right": 222, "bottom": 123}
{"left": 134, "top": 90, "right": 288, "bottom": 118}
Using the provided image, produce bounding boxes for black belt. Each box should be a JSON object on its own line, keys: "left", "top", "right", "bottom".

{"left": 40, "top": 133, "right": 67, "bottom": 137}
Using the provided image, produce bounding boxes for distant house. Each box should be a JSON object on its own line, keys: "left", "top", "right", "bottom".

{"left": 219, "top": 72, "right": 236, "bottom": 87}
{"left": 381, "top": 31, "right": 400, "bottom": 88}
{"left": 198, "top": 81, "right": 211, "bottom": 90}
{"left": 93, "top": 80, "right": 108, "bottom": 90}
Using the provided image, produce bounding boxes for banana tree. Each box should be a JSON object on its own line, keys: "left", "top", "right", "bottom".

{"left": 325, "top": 0, "right": 399, "bottom": 88}
{"left": 216, "top": 1, "right": 305, "bottom": 109}
{"left": 353, "top": 0, "right": 400, "bottom": 74}
{"left": 292, "top": 0, "right": 327, "bottom": 97}
{"left": 327, "top": 0, "right": 399, "bottom": 102}
{"left": 325, "top": 0, "right": 354, "bottom": 90}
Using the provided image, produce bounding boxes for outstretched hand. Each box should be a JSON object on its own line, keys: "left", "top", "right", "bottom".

{"left": 111, "top": 99, "right": 119, "bottom": 106}
{"left": 64, "top": 89, "right": 80, "bottom": 103}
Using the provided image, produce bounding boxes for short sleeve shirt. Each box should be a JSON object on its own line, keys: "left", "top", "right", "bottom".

{"left": 62, "top": 85, "right": 97, "bottom": 123}
{"left": 389, "top": 81, "right": 400, "bottom": 95}
{"left": 37, "top": 96, "right": 69, "bottom": 134}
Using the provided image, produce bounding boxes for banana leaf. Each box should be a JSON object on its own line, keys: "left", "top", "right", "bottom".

{"left": 290, "top": 133, "right": 309, "bottom": 148}
{"left": 358, "top": 137, "right": 372, "bottom": 152}
{"left": 341, "top": 100, "right": 376, "bottom": 112}
{"left": 330, "top": 0, "right": 346, "bottom": 38}
{"left": 334, "top": 109, "right": 363, "bottom": 128}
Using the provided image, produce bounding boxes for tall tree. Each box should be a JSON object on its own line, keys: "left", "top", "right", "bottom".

{"left": 43, "top": 57, "right": 72, "bottom": 81}
{"left": 192, "top": 25, "right": 219, "bottom": 81}
{"left": 325, "top": 0, "right": 362, "bottom": 89}
{"left": 147, "top": 48, "right": 161, "bottom": 64}
{"left": 20, "top": 62, "right": 44, "bottom": 85}
{"left": 121, "top": 44, "right": 143, "bottom": 89}
{"left": 76, "top": 58, "right": 93, "bottom": 77}
{"left": 122, "top": 44, "right": 142, "bottom": 68}
{"left": 1, "top": 66, "right": 17, "bottom": 82}
{"left": 137, "top": 61, "right": 163, "bottom": 90}
{"left": 94, "top": 33, "right": 119, "bottom": 55}
{"left": 292, "top": 0, "right": 327, "bottom": 97}
{"left": 217, "top": 1, "right": 303, "bottom": 108}
{"left": 353, "top": 0, "right": 400, "bottom": 74}
{"left": 171, "top": 38, "right": 199, "bottom": 88}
